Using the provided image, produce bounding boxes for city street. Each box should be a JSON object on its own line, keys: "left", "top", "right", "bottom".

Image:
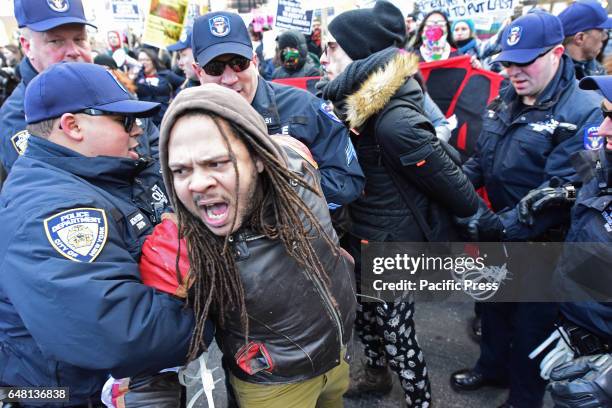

{"left": 187, "top": 301, "right": 554, "bottom": 408}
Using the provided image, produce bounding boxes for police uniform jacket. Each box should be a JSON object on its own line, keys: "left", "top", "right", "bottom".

{"left": 555, "top": 148, "right": 612, "bottom": 342}
{"left": 463, "top": 55, "right": 604, "bottom": 240}
{"left": 251, "top": 78, "right": 365, "bottom": 209}
{"left": 0, "top": 58, "right": 161, "bottom": 176}
{"left": 0, "top": 136, "right": 197, "bottom": 406}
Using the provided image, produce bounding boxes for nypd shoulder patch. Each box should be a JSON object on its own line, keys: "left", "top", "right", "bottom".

{"left": 319, "top": 102, "right": 342, "bottom": 124}
{"left": 583, "top": 124, "right": 603, "bottom": 150}
{"left": 11, "top": 130, "right": 30, "bottom": 155}
{"left": 44, "top": 208, "right": 108, "bottom": 262}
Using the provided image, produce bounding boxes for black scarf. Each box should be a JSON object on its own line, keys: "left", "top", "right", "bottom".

{"left": 322, "top": 47, "right": 399, "bottom": 104}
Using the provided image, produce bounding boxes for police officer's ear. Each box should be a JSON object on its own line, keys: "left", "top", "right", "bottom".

{"left": 58, "top": 113, "right": 84, "bottom": 142}
{"left": 573, "top": 32, "right": 587, "bottom": 47}
{"left": 550, "top": 45, "right": 565, "bottom": 62}
{"left": 251, "top": 52, "right": 259, "bottom": 68}
{"left": 192, "top": 63, "right": 205, "bottom": 85}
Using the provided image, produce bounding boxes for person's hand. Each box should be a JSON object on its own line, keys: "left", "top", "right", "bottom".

{"left": 470, "top": 55, "right": 482, "bottom": 69}
{"left": 139, "top": 213, "right": 191, "bottom": 298}
{"left": 518, "top": 185, "right": 576, "bottom": 226}
{"left": 548, "top": 354, "right": 612, "bottom": 408}
{"left": 454, "top": 201, "right": 504, "bottom": 241}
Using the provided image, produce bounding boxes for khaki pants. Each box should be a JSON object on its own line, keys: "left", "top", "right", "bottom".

{"left": 230, "top": 356, "right": 349, "bottom": 408}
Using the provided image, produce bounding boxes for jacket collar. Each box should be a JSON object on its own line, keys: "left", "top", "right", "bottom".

{"left": 20, "top": 57, "right": 39, "bottom": 87}
{"left": 25, "top": 135, "right": 145, "bottom": 184}
{"left": 251, "top": 78, "right": 281, "bottom": 128}
{"left": 343, "top": 52, "right": 419, "bottom": 129}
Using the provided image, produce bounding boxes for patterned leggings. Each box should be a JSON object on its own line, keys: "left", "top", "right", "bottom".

{"left": 357, "top": 298, "right": 431, "bottom": 407}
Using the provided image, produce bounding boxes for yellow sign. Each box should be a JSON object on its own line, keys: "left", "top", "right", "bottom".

{"left": 142, "top": 0, "right": 188, "bottom": 49}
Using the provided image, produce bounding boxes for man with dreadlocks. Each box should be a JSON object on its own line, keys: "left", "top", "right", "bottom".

{"left": 158, "top": 83, "right": 357, "bottom": 408}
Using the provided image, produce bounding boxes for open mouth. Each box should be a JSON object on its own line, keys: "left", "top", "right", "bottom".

{"left": 200, "top": 201, "right": 230, "bottom": 228}
{"left": 128, "top": 147, "right": 139, "bottom": 160}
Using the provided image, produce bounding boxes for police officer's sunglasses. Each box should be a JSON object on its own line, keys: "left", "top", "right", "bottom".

{"left": 76, "top": 108, "right": 137, "bottom": 133}
{"left": 601, "top": 101, "right": 612, "bottom": 120}
{"left": 202, "top": 56, "right": 250, "bottom": 76}
{"left": 500, "top": 46, "right": 555, "bottom": 68}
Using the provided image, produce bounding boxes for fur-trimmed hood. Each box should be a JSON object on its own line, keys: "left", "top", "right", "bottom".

{"left": 345, "top": 51, "right": 419, "bottom": 129}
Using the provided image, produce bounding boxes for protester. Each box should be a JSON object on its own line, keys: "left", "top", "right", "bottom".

{"left": 167, "top": 27, "right": 200, "bottom": 92}
{"left": 159, "top": 83, "right": 357, "bottom": 407}
{"left": 452, "top": 12, "right": 603, "bottom": 408}
{"left": 306, "top": 20, "right": 323, "bottom": 58}
{"left": 320, "top": 1, "right": 480, "bottom": 405}
{"left": 135, "top": 48, "right": 183, "bottom": 127}
{"left": 558, "top": 0, "right": 612, "bottom": 80}
{"left": 0, "top": 62, "right": 199, "bottom": 407}
{"left": 452, "top": 18, "right": 480, "bottom": 58}
{"left": 190, "top": 11, "right": 365, "bottom": 209}
{"left": 0, "top": 0, "right": 161, "bottom": 186}
{"left": 271, "top": 29, "right": 321, "bottom": 79}
{"left": 93, "top": 53, "right": 137, "bottom": 97}
{"left": 413, "top": 10, "right": 458, "bottom": 62}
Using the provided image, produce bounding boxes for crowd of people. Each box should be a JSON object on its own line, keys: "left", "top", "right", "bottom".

{"left": 0, "top": 0, "right": 611, "bottom": 407}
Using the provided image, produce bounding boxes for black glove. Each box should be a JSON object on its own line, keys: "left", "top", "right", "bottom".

{"left": 547, "top": 354, "right": 612, "bottom": 408}
{"left": 455, "top": 201, "right": 505, "bottom": 242}
{"left": 518, "top": 185, "right": 577, "bottom": 226}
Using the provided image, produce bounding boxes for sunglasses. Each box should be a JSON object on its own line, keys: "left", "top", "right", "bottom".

{"left": 202, "top": 56, "right": 250, "bottom": 76}
{"left": 601, "top": 101, "right": 612, "bottom": 120}
{"left": 500, "top": 47, "right": 554, "bottom": 68}
{"left": 78, "top": 108, "right": 137, "bottom": 133}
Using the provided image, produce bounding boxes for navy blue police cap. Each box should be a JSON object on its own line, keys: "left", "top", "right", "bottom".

{"left": 168, "top": 27, "right": 192, "bottom": 52}
{"left": 579, "top": 75, "right": 612, "bottom": 101}
{"left": 14, "top": 0, "right": 96, "bottom": 31}
{"left": 558, "top": 0, "right": 612, "bottom": 37}
{"left": 494, "top": 12, "right": 564, "bottom": 64}
{"left": 25, "top": 62, "right": 160, "bottom": 124}
{"left": 192, "top": 11, "right": 253, "bottom": 67}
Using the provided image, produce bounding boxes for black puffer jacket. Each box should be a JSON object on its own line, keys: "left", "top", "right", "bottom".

{"left": 325, "top": 49, "right": 479, "bottom": 241}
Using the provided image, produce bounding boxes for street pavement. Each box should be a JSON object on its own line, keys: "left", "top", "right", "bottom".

{"left": 187, "top": 301, "right": 554, "bottom": 407}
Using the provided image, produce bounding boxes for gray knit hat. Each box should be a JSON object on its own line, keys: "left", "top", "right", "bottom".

{"left": 159, "top": 84, "right": 287, "bottom": 209}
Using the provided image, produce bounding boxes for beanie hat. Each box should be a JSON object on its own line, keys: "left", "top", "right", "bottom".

{"left": 277, "top": 29, "right": 308, "bottom": 59}
{"left": 328, "top": 0, "right": 406, "bottom": 61}
{"left": 159, "top": 84, "right": 287, "bottom": 208}
{"left": 451, "top": 18, "right": 475, "bottom": 35}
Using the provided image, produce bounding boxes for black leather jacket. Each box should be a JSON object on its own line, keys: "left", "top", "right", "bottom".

{"left": 218, "top": 144, "right": 357, "bottom": 384}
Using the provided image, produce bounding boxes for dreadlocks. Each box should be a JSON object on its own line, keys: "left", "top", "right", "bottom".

{"left": 168, "top": 111, "right": 339, "bottom": 362}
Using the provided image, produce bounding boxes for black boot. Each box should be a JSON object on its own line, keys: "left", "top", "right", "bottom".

{"left": 345, "top": 365, "right": 393, "bottom": 397}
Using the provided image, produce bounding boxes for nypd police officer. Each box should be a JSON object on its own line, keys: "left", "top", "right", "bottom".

{"left": 0, "top": 0, "right": 161, "bottom": 185}
{"left": 452, "top": 12, "right": 604, "bottom": 408}
{"left": 0, "top": 62, "right": 199, "bottom": 407}
{"left": 520, "top": 75, "right": 612, "bottom": 407}
{"left": 190, "top": 11, "right": 365, "bottom": 210}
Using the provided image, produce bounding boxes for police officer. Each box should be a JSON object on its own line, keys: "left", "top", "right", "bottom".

{"left": 190, "top": 11, "right": 365, "bottom": 209}
{"left": 0, "top": 0, "right": 160, "bottom": 185}
{"left": 520, "top": 75, "right": 612, "bottom": 407}
{"left": 167, "top": 27, "right": 200, "bottom": 92}
{"left": 451, "top": 12, "right": 603, "bottom": 408}
{"left": 557, "top": 0, "right": 612, "bottom": 80}
{"left": 0, "top": 62, "right": 200, "bottom": 407}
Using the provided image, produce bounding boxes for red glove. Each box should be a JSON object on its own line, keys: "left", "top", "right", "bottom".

{"left": 139, "top": 214, "right": 191, "bottom": 298}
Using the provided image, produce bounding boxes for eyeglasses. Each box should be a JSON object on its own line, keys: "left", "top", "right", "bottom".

{"left": 500, "top": 47, "right": 554, "bottom": 68}
{"left": 202, "top": 56, "right": 250, "bottom": 76}
{"left": 601, "top": 101, "right": 612, "bottom": 120}
{"left": 78, "top": 108, "right": 137, "bottom": 133}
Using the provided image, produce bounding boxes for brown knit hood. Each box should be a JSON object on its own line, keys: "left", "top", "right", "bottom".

{"left": 159, "top": 83, "right": 287, "bottom": 210}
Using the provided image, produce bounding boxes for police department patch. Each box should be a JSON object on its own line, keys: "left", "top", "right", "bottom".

{"left": 44, "top": 208, "right": 108, "bottom": 262}
{"left": 47, "top": 0, "right": 70, "bottom": 12}
{"left": 583, "top": 125, "right": 603, "bottom": 150}
{"left": 209, "top": 16, "right": 230, "bottom": 37}
{"left": 319, "top": 102, "right": 342, "bottom": 123}
{"left": 506, "top": 26, "right": 522, "bottom": 46}
{"left": 11, "top": 130, "right": 30, "bottom": 155}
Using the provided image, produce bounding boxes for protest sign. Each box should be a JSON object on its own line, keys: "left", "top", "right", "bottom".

{"left": 142, "top": 0, "right": 188, "bottom": 49}
{"left": 416, "top": 0, "right": 516, "bottom": 20}
{"left": 275, "top": 0, "right": 313, "bottom": 34}
{"left": 111, "top": 0, "right": 141, "bottom": 23}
